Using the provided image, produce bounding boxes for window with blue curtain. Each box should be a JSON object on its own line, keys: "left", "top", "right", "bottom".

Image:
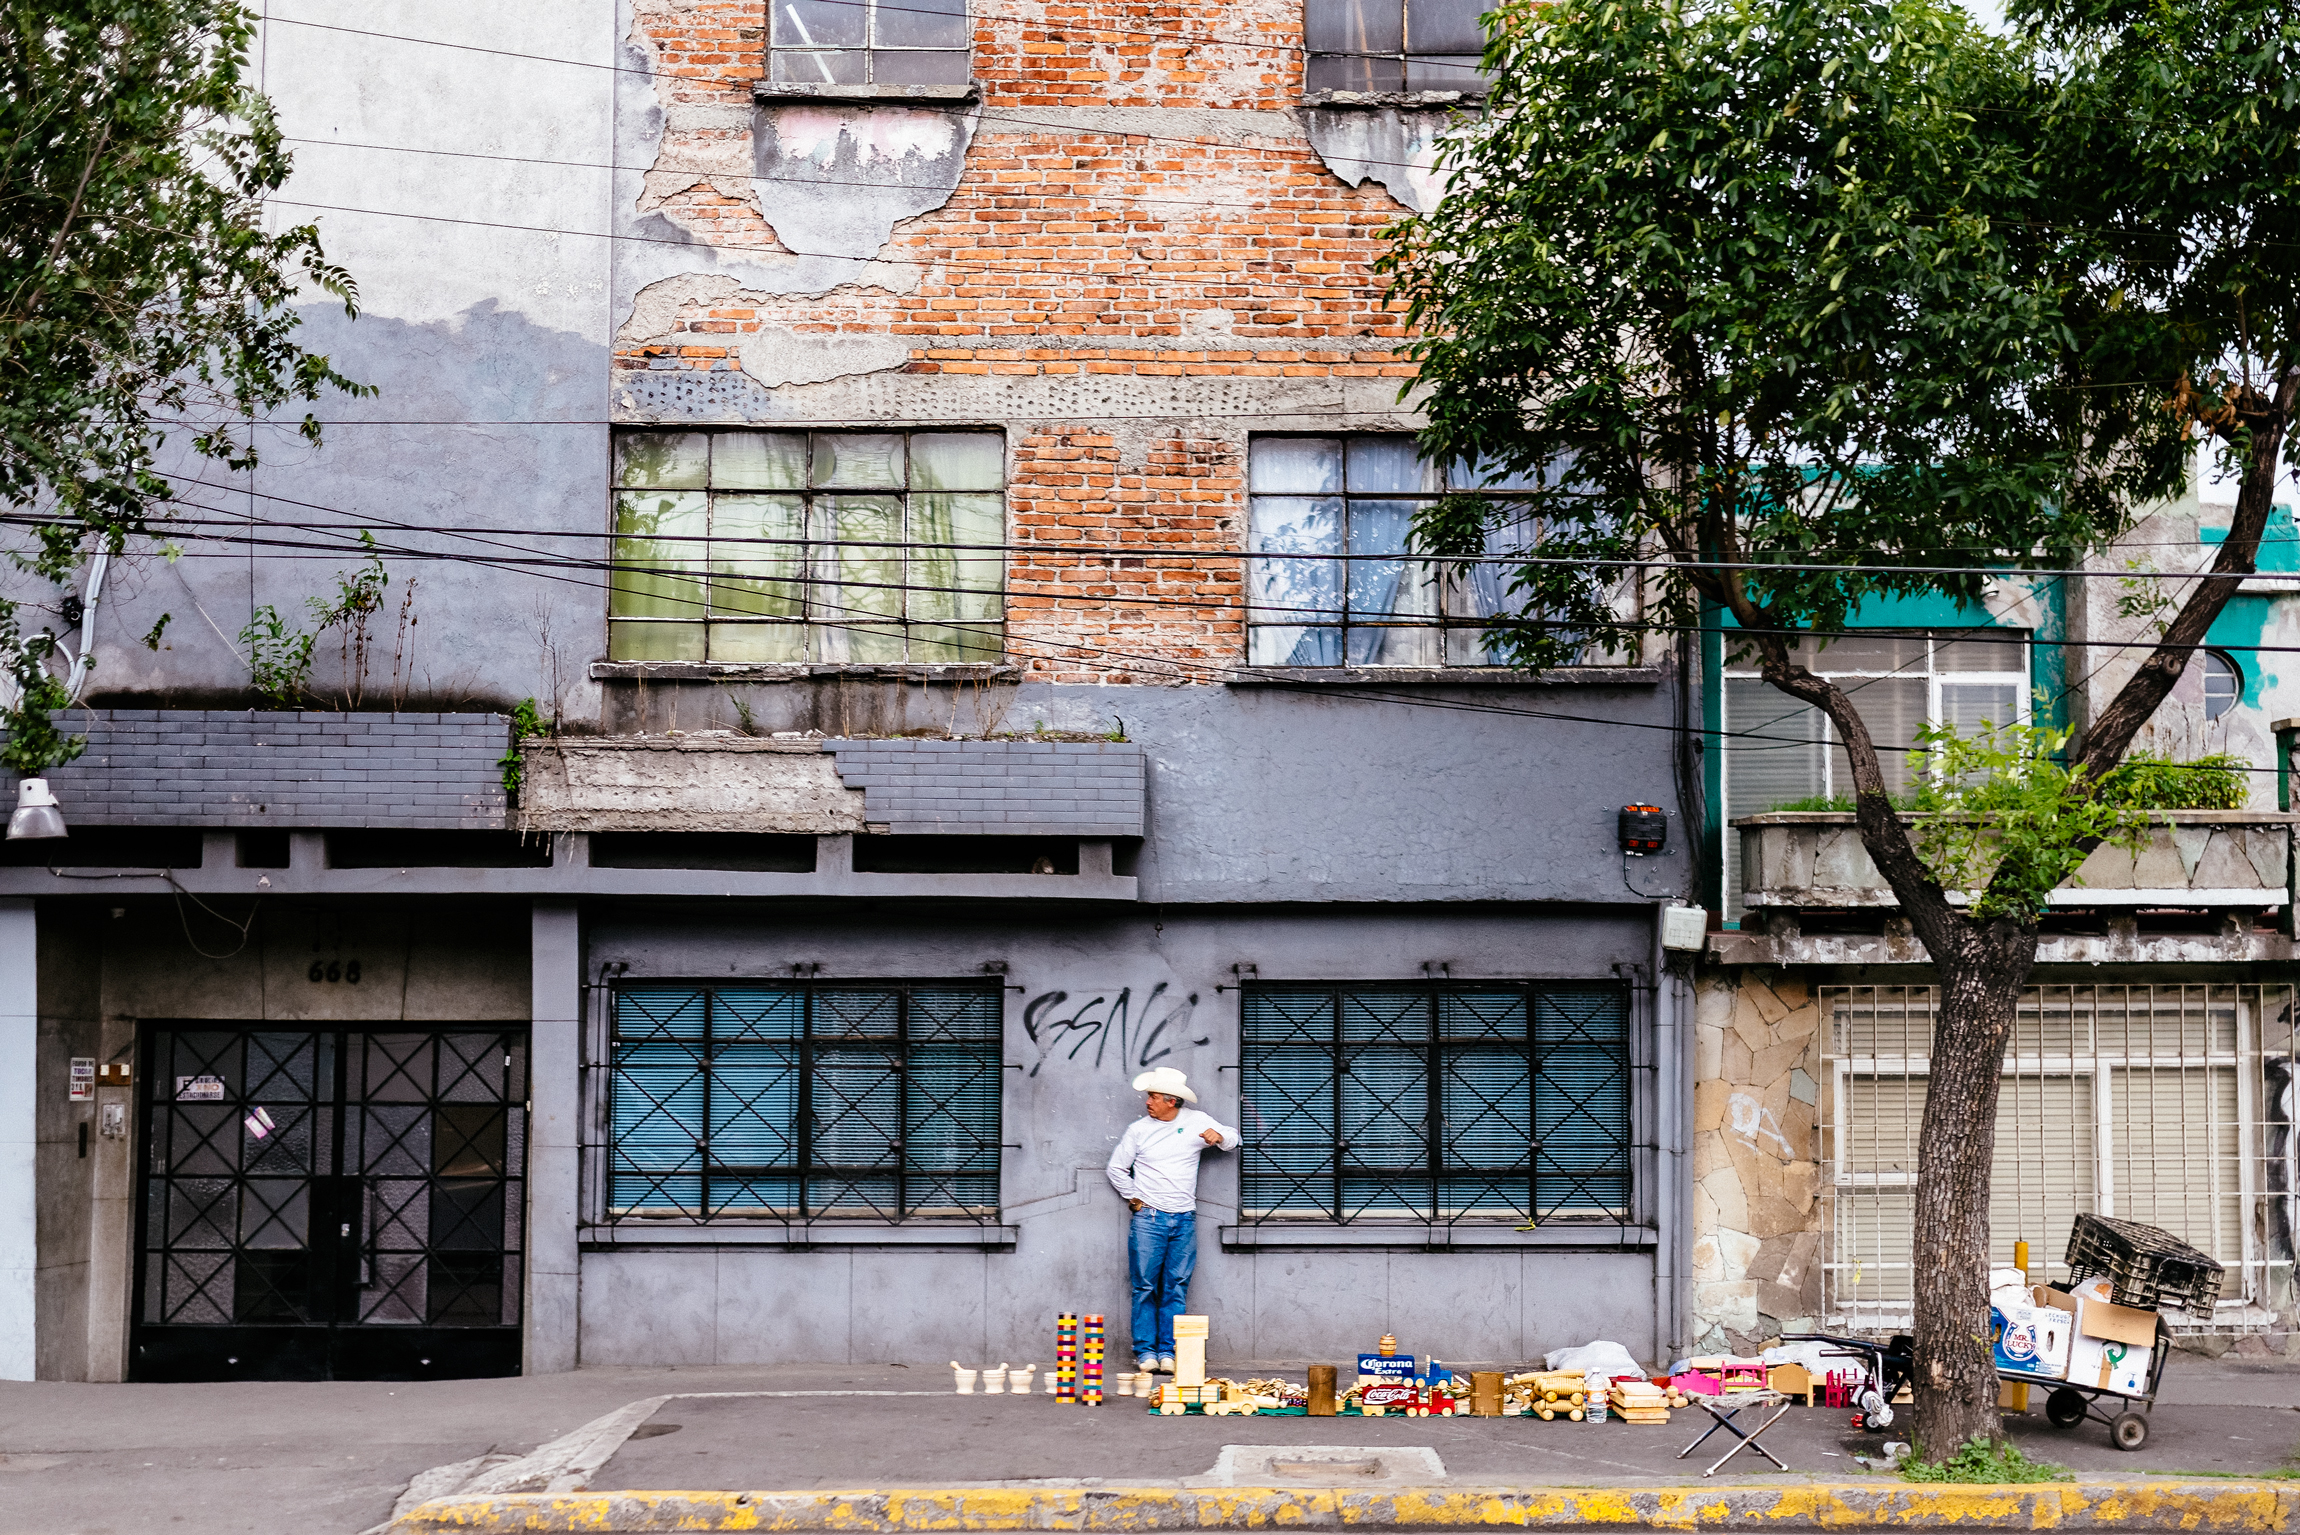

{"left": 608, "top": 982, "right": 1001, "bottom": 1221}
{"left": 1239, "top": 983, "right": 1631, "bottom": 1224}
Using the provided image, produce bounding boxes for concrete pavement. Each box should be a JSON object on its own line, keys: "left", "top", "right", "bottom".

{"left": 0, "top": 1356, "right": 2294, "bottom": 1535}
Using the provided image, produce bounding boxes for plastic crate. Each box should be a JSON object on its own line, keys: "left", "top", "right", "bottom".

{"left": 2062, "top": 1213, "right": 2224, "bottom": 1313}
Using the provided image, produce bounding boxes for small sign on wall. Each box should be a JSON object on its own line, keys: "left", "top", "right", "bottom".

{"left": 175, "top": 1075, "right": 224, "bottom": 1102}
{"left": 69, "top": 1058, "right": 93, "bottom": 1102}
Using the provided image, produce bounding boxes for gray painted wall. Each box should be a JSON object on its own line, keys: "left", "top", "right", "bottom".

{"left": 574, "top": 903, "right": 1668, "bottom": 1370}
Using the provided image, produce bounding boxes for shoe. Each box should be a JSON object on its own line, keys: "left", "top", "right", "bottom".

{"left": 1135, "top": 1355, "right": 1158, "bottom": 1373}
{"left": 1157, "top": 1354, "right": 1177, "bottom": 1373}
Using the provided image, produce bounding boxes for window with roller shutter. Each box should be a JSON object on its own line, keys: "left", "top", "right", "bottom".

{"left": 1720, "top": 629, "right": 2030, "bottom": 918}
{"left": 1238, "top": 982, "right": 1632, "bottom": 1226}
{"left": 1823, "top": 983, "right": 2286, "bottom": 1331}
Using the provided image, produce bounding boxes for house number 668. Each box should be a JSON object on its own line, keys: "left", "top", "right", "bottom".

{"left": 309, "top": 960, "right": 362, "bottom": 984}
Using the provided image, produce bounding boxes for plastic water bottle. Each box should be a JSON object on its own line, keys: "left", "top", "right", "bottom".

{"left": 1587, "top": 1374, "right": 1608, "bottom": 1424}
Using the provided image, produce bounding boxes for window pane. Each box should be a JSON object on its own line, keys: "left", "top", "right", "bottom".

{"left": 1813, "top": 631, "right": 1924, "bottom": 672}
{"left": 772, "top": 47, "right": 866, "bottom": 82}
{"left": 1346, "top": 501, "right": 1438, "bottom": 665}
{"left": 1306, "top": 51, "right": 1403, "bottom": 92}
{"left": 1406, "top": 0, "right": 1485, "bottom": 53}
{"left": 2204, "top": 650, "right": 2241, "bottom": 720}
{"left": 1249, "top": 494, "right": 1343, "bottom": 665}
{"left": 1305, "top": 0, "right": 1403, "bottom": 56}
{"left": 609, "top": 619, "right": 704, "bottom": 661}
{"left": 1243, "top": 1045, "right": 1337, "bottom": 1217}
{"left": 1942, "top": 680, "right": 2022, "bottom": 734}
{"left": 711, "top": 494, "right": 806, "bottom": 621}
{"left": 1252, "top": 436, "right": 1342, "bottom": 495}
{"left": 819, "top": 495, "right": 905, "bottom": 661}
{"left": 813, "top": 433, "right": 906, "bottom": 489}
{"left": 910, "top": 433, "right": 1004, "bottom": 491}
{"left": 1934, "top": 631, "right": 2026, "bottom": 673}
{"left": 708, "top": 1041, "right": 798, "bottom": 1171}
{"left": 872, "top": 48, "right": 970, "bottom": 82}
{"left": 1404, "top": 53, "right": 1485, "bottom": 90}
{"left": 1344, "top": 434, "right": 1432, "bottom": 495}
{"left": 1829, "top": 675, "right": 1926, "bottom": 801}
{"left": 772, "top": 0, "right": 864, "bottom": 48}
{"left": 614, "top": 432, "right": 708, "bottom": 489}
{"left": 713, "top": 432, "right": 807, "bottom": 490}
{"left": 910, "top": 491, "right": 1003, "bottom": 659}
{"left": 611, "top": 489, "right": 708, "bottom": 621}
{"left": 874, "top": 0, "right": 969, "bottom": 45}
{"left": 1341, "top": 1046, "right": 1427, "bottom": 1171}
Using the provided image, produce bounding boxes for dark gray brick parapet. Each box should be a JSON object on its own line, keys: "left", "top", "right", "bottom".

{"left": 823, "top": 739, "right": 1145, "bottom": 836}
{"left": 40, "top": 710, "right": 509, "bottom": 829}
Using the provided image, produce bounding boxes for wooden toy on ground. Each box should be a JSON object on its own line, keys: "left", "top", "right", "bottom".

{"left": 1607, "top": 1379, "right": 1672, "bottom": 1423}
{"left": 1172, "top": 1315, "right": 1209, "bottom": 1389}
{"left": 1082, "top": 1315, "right": 1104, "bottom": 1406}
{"left": 1307, "top": 1364, "right": 1338, "bottom": 1416}
{"left": 1470, "top": 1371, "right": 1504, "bottom": 1417}
{"left": 1055, "top": 1314, "right": 1078, "bottom": 1405}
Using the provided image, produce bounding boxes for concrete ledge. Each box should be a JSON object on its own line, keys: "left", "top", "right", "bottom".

{"left": 391, "top": 1481, "right": 2300, "bottom": 1533}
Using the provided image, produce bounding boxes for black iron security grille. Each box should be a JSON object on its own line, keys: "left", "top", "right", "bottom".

{"left": 134, "top": 1026, "right": 526, "bottom": 1379}
{"left": 1239, "top": 983, "right": 1630, "bottom": 1224}
{"left": 609, "top": 982, "right": 1001, "bottom": 1220}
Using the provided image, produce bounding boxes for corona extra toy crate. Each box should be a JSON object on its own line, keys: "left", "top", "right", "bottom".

{"left": 2063, "top": 1213, "right": 2224, "bottom": 1314}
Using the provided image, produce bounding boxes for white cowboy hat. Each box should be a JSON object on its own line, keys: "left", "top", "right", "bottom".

{"left": 1131, "top": 1066, "right": 1197, "bottom": 1103}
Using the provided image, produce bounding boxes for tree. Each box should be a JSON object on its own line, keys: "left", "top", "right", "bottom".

{"left": 0, "top": 0, "right": 365, "bottom": 765}
{"left": 1380, "top": 0, "right": 2298, "bottom": 1457}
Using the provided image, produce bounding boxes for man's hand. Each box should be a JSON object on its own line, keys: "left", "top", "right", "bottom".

{"left": 1128, "top": 1197, "right": 1145, "bottom": 1212}
{"left": 1200, "top": 1127, "right": 1223, "bottom": 1145}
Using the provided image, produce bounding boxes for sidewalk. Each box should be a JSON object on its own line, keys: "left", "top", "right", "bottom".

{"left": 2, "top": 1356, "right": 2295, "bottom": 1535}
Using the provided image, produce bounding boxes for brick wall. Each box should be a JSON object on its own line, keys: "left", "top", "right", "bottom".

{"left": 40, "top": 712, "right": 510, "bottom": 830}
{"left": 824, "top": 739, "right": 1146, "bottom": 835}
{"left": 622, "top": 0, "right": 1426, "bottom": 685}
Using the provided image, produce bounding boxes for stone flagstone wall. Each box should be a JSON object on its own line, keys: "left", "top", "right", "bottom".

{"left": 1691, "top": 969, "right": 1828, "bottom": 1354}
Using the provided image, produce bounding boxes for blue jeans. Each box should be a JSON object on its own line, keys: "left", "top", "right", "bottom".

{"left": 1128, "top": 1208, "right": 1197, "bottom": 1358}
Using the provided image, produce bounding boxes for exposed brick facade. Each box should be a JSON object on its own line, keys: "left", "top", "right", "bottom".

{"left": 620, "top": 0, "right": 1428, "bottom": 685}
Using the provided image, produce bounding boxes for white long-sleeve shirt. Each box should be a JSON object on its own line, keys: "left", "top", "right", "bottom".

{"left": 1106, "top": 1108, "right": 1241, "bottom": 1213}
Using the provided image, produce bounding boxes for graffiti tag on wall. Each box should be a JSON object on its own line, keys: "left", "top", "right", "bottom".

{"left": 1022, "top": 982, "right": 1208, "bottom": 1077}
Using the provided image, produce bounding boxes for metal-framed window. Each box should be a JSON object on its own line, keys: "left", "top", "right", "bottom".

{"left": 769, "top": 0, "right": 970, "bottom": 84}
{"left": 1246, "top": 435, "right": 1547, "bottom": 668}
{"left": 1238, "top": 982, "right": 1631, "bottom": 1224}
{"left": 610, "top": 429, "right": 1004, "bottom": 664}
{"left": 1303, "top": 0, "right": 1488, "bottom": 94}
{"left": 1721, "top": 628, "right": 2030, "bottom": 916}
{"left": 607, "top": 982, "right": 1002, "bottom": 1222}
{"left": 1823, "top": 983, "right": 2295, "bottom": 1333}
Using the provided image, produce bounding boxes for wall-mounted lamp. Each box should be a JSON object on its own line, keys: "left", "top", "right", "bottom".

{"left": 7, "top": 778, "right": 66, "bottom": 841}
{"left": 1617, "top": 804, "right": 1667, "bottom": 855}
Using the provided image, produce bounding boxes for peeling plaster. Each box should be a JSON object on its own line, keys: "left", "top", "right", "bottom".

{"left": 1300, "top": 108, "right": 1452, "bottom": 213}
{"left": 738, "top": 328, "right": 917, "bottom": 389}
{"left": 755, "top": 104, "right": 982, "bottom": 258}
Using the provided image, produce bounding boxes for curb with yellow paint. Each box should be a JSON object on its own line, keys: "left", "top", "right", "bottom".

{"left": 387, "top": 1480, "right": 2300, "bottom": 1532}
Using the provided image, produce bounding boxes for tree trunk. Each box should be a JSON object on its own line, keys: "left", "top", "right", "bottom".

{"left": 1907, "top": 921, "right": 2037, "bottom": 1452}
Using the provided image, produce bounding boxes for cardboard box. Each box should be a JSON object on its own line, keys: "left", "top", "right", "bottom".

{"left": 1990, "top": 1297, "right": 2074, "bottom": 1380}
{"left": 2065, "top": 1291, "right": 2156, "bottom": 1396}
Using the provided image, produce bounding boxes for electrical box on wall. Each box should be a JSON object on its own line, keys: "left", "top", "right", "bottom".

{"left": 1661, "top": 905, "right": 1708, "bottom": 952}
{"left": 1618, "top": 805, "right": 1668, "bottom": 855}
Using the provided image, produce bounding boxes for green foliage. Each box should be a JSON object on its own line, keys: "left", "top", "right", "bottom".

{"left": 238, "top": 537, "right": 389, "bottom": 708}
{"left": 1381, "top": 0, "right": 2187, "bottom": 671}
{"left": 500, "top": 697, "right": 554, "bottom": 798}
{"left": 1911, "top": 721, "right": 2148, "bottom": 920}
{"left": 2099, "top": 751, "right": 2252, "bottom": 812}
{"left": 0, "top": 0, "right": 366, "bottom": 762}
{"left": 1901, "top": 1436, "right": 2071, "bottom": 1483}
{"left": 240, "top": 604, "right": 317, "bottom": 709}
{"left": 0, "top": 628, "right": 82, "bottom": 774}
{"left": 1767, "top": 792, "right": 1918, "bottom": 812}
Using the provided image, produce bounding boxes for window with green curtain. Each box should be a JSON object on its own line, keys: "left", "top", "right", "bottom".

{"left": 1237, "top": 982, "right": 1631, "bottom": 1224}
{"left": 607, "top": 981, "right": 1002, "bottom": 1221}
{"left": 609, "top": 429, "right": 1005, "bottom": 663}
